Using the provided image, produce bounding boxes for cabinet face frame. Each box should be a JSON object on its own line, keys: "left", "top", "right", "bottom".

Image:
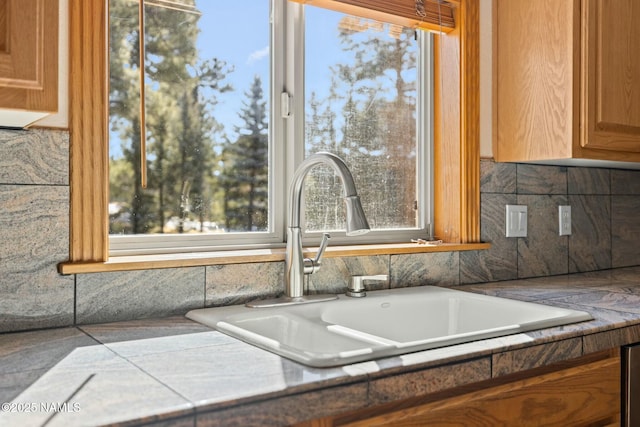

{"left": 580, "top": 0, "right": 640, "bottom": 154}
{"left": 0, "top": 0, "right": 58, "bottom": 112}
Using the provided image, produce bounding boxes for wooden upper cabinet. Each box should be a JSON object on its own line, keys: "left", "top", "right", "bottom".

{"left": 0, "top": 0, "right": 58, "bottom": 127}
{"left": 494, "top": 0, "right": 640, "bottom": 164}
{"left": 581, "top": 0, "right": 640, "bottom": 153}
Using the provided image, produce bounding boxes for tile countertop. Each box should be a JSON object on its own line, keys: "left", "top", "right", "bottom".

{"left": 5, "top": 267, "right": 640, "bottom": 426}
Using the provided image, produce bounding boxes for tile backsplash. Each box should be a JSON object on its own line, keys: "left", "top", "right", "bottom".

{"left": 0, "top": 129, "right": 73, "bottom": 332}
{"left": 2, "top": 128, "right": 640, "bottom": 333}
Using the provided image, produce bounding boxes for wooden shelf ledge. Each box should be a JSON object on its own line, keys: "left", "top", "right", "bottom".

{"left": 58, "top": 242, "right": 490, "bottom": 275}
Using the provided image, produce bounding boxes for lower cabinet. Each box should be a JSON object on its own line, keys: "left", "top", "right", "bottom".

{"left": 302, "top": 350, "right": 620, "bottom": 426}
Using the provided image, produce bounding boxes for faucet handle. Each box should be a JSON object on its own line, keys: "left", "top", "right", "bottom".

{"left": 304, "top": 233, "right": 331, "bottom": 275}
{"left": 313, "top": 233, "right": 331, "bottom": 265}
{"left": 347, "top": 274, "right": 388, "bottom": 297}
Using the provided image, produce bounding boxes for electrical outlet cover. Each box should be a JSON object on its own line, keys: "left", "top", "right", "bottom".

{"left": 559, "top": 205, "right": 571, "bottom": 236}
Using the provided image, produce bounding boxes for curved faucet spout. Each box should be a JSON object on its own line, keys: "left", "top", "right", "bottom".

{"left": 288, "top": 152, "right": 369, "bottom": 234}
{"left": 286, "top": 152, "right": 370, "bottom": 299}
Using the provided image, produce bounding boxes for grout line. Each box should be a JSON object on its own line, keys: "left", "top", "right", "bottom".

{"left": 515, "top": 164, "right": 519, "bottom": 280}
{"left": 387, "top": 254, "right": 392, "bottom": 289}
{"left": 121, "top": 357, "right": 196, "bottom": 410}
{"left": 609, "top": 174, "right": 613, "bottom": 269}
{"left": 73, "top": 274, "right": 77, "bottom": 326}
{"left": 0, "top": 182, "right": 69, "bottom": 187}
{"left": 202, "top": 266, "right": 207, "bottom": 309}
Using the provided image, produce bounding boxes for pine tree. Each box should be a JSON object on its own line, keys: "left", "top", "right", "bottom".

{"left": 108, "top": 0, "right": 231, "bottom": 234}
{"left": 220, "top": 75, "right": 269, "bottom": 232}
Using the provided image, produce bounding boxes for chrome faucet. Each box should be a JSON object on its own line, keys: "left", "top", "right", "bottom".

{"left": 286, "top": 152, "right": 370, "bottom": 300}
{"left": 246, "top": 152, "right": 370, "bottom": 308}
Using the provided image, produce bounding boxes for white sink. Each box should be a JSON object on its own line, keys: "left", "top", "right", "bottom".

{"left": 186, "top": 286, "right": 592, "bottom": 367}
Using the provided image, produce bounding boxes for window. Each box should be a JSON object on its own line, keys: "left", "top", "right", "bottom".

{"left": 62, "top": 0, "right": 480, "bottom": 271}
{"left": 107, "top": 0, "right": 432, "bottom": 255}
{"left": 301, "top": 7, "right": 432, "bottom": 243}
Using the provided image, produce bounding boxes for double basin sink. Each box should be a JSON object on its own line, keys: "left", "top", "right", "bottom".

{"left": 186, "top": 286, "right": 592, "bottom": 367}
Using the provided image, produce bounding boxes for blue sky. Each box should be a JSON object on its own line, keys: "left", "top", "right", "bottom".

{"left": 193, "top": 0, "right": 346, "bottom": 143}
{"left": 194, "top": 0, "right": 270, "bottom": 139}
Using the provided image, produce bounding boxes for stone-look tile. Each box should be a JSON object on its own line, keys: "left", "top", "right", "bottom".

{"left": 611, "top": 169, "right": 640, "bottom": 195}
{"left": 140, "top": 416, "right": 196, "bottom": 427}
{"left": 0, "top": 346, "right": 193, "bottom": 427}
{"left": 612, "top": 196, "right": 640, "bottom": 268}
{"left": 605, "top": 266, "right": 640, "bottom": 283}
{"left": 0, "top": 328, "right": 97, "bottom": 375}
{"left": 460, "top": 277, "right": 595, "bottom": 302}
{"left": 0, "top": 327, "right": 98, "bottom": 402}
{"left": 367, "top": 358, "right": 490, "bottom": 405}
{"left": 123, "top": 333, "right": 357, "bottom": 409}
{"left": 551, "top": 290, "right": 640, "bottom": 315}
{"left": 104, "top": 331, "right": 232, "bottom": 359}
{"left": 480, "top": 159, "right": 516, "bottom": 193}
{"left": 460, "top": 193, "right": 518, "bottom": 284}
{"left": 206, "top": 262, "right": 283, "bottom": 306}
{"left": 583, "top": 324, "right": 640, "bottom": 353}
{"left": 478, "top": 269, "right": 640, "bottom": 298}
{"left": 505, "top": 325, "right": 586, "bottom": 351}
{"left": 567, "top": 167, "right": 610, "bottom": 195}
{"left": 0, "top": 129, "right": 69, "bottom": 185}
{"left": 543, "top": 300, "right": 640, "bottom": 339}
{"left": 568, "top": 195, "right": 611, "bottom": 273}
{"left": 516, "top": 164, "right": 567, "bottom": 195}
{"left": 390, "top": 252, "right": 459, "bottom": 287}
{"left": 543, "top": 268, "right": 640, "bottom": 287}
{"left": 538, "top": 302, "right": 640, "bottom": 336}
{"left": 77, "top": 267, "right": 205, "bottom": 324}
{"left": 0, "top": 185, "right": 73, "bottom": 332}
{"left": 492, "top": 338, "right": 582, "bottom": 377}
{"left": 197, "top": 383, "right": 369, "bottom": 427}
{"left": 0, "top": 369, "right": 50, "bottom": 406}
{"left": 80, "top": 316, "right": 211, "bottom": 344}
{"left": 308, "top": 255, "right": 389, "bottom": 295}
{"left": 517, "top": 195, "right": 569, "bottom": 278}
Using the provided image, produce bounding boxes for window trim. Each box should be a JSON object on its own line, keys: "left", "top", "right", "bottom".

{"left": 68, "top": 0, "right": 110, "bottom": 263}
{"left": 60, "top": 0, "right": 481, "bottom": 272}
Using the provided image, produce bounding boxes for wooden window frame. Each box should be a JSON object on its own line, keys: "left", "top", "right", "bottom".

{"left": 60, "top": 0, "right": 481, "bottom": 273}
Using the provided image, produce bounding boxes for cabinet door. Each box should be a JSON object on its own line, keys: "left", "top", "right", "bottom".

{"left": 581, "top": 0, "right": 640, "bottom": 152}
{"left": 494, "top": 0, "right": 579, "bottom": 162}
{"left": 0, "top": 0, "right": 58, "bottom": 113}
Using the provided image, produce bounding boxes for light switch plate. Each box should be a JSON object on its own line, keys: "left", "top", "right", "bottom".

{"left": 506, "top": 205, "right": 527, "bottom": 237}
{"left": 559, "top": 205, "right": 571, "bottom": 236}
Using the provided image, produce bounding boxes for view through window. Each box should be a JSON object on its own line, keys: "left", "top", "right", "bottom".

{"left": 108, "top": 0, "right": 430, "bottom": 254}
{"left": 303, "top": 8, "right": 422, "bottom": 233}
